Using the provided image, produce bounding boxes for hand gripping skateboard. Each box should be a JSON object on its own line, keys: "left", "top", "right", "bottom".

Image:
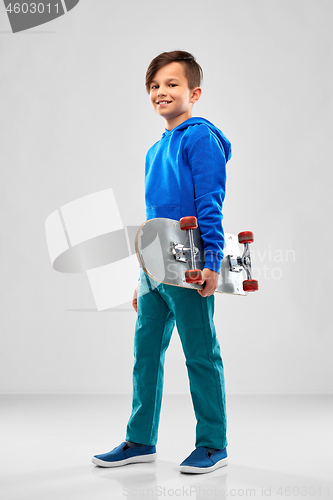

{"left": 135, "top": 216, "right": 258, "bottom": 295}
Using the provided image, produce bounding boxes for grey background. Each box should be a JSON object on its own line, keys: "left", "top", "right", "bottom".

{"left": 1, "top": 0, "right": 332, "bottom": 395}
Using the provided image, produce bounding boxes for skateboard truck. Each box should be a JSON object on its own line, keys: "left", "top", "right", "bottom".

{"left": 177, "top": 216, "right": 203, "bottom": 284}
{"left": 228, "top": 231, "right": 259, "bottom": 292}
{"left": 171, "top": 242, "right": 199, "bottom": 263}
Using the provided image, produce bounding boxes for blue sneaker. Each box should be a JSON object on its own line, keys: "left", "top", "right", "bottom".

{"left": 179, "top": 446, "right": 228, "bottom": 474}
{"left": 92, "top": 441, "right": 157, "bottom": 468}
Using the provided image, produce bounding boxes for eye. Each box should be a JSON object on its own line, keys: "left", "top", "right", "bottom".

{"left": 151, "top": 85, "right": 158, "bottom": 90}
{"left": 170, "top": 84, "right": 177, "bottom": 87}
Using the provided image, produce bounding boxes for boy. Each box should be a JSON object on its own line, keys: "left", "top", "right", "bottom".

{"left": 92, "top": 50, "right": 232, "bottom": 474}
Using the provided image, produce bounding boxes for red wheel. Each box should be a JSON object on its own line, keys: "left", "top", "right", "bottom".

{"left": 243, "top": 279, "right": 258, "bottom": 292}
{"left": 180, "top": 216, "right": 198, "bottom": 231}
{"left": 185, "top": 269, "right": 203, "bottom": 284}
{"left": 238, "top": 231, "right": 254, "bottom": 244}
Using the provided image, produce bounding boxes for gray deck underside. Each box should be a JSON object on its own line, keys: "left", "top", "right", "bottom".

{"left": 136, "top": 218, "right": 247, "bottom": 296}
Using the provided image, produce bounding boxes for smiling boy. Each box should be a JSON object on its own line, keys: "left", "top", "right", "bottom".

{"left": 92, "top": 50, "right": 232, "bottom": 474}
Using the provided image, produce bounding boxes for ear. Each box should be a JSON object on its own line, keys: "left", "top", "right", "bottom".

{"left": 190, "top": 87, "right": 202, "bottom": 104}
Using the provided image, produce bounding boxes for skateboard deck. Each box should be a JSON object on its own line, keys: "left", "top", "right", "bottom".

{"left": 135, "top": 217, "right": 257, "bottom": 296}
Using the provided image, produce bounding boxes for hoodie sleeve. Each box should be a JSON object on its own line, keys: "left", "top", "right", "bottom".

{"left": 187, "top": 127, "right": 227, "bottom": 273}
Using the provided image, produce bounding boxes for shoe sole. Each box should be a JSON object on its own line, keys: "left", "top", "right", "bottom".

{"left": 92, "top": 453, "right": 157, "bottom": 468}
{"left": 179, "top": 457, "right": 228, "bottom": 474}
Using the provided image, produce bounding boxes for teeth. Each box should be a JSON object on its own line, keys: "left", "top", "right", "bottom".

{"left": 158, "top": 101, "right": 170, "bottom": 104}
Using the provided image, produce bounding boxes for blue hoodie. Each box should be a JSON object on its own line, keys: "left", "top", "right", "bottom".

{"left": 145, "top": 116, "right": 232, "bottom": 273}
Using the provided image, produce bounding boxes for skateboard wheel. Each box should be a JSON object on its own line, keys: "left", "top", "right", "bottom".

{"left": 243, "top": 279, "right": 258, "bottom": 292}
{"left": 180, "top": 216, "right": 198, "bottom": 231}
{"left": 238, "top": 231, "right": 254, "bottom": 244}
{"left": 185, "top": 269, "right": 203, "bottom": 283}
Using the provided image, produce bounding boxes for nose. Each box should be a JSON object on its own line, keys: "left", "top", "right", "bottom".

{"left": 157, "top": 85, "right": 167, "bottom": 97}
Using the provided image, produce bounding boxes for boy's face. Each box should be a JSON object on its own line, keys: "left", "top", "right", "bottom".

{"left": 149, "top": 62, "right": 201, "bottom": 130}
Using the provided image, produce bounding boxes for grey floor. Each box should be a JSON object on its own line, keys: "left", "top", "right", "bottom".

{"left": 1, "top": 394, "right": 332, "bottom": 499}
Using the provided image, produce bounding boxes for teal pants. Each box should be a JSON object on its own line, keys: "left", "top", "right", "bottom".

{"left": 125, "top": 270, "right": 228, "bottom": 450}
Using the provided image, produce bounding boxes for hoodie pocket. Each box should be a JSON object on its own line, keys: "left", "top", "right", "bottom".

{"left": 146, "top": 205, "right": 181, "bottom": 221}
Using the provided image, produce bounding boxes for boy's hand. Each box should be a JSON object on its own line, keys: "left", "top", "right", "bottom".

{"left": 197, "top": 268, "right": 219, "bottom": 297}
{"left": 132, "top": 282, "right": 140, "bottom": 312}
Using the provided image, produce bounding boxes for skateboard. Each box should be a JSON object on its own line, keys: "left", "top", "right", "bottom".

{"left": 135, "top": 216, "right": 258, "bottom": 295}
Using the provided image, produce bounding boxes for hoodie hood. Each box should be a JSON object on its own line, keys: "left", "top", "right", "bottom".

{"left": 162, "top": 117, "right": 232, "bottom": 162}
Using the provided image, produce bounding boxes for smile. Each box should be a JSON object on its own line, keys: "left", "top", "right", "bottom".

{"left": 157, "top": 101, "right": 172, "bottom": 106}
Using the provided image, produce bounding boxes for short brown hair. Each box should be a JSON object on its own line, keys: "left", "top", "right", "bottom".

{"left": 145, "top": 50, "right": 203, "bottom": 94}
